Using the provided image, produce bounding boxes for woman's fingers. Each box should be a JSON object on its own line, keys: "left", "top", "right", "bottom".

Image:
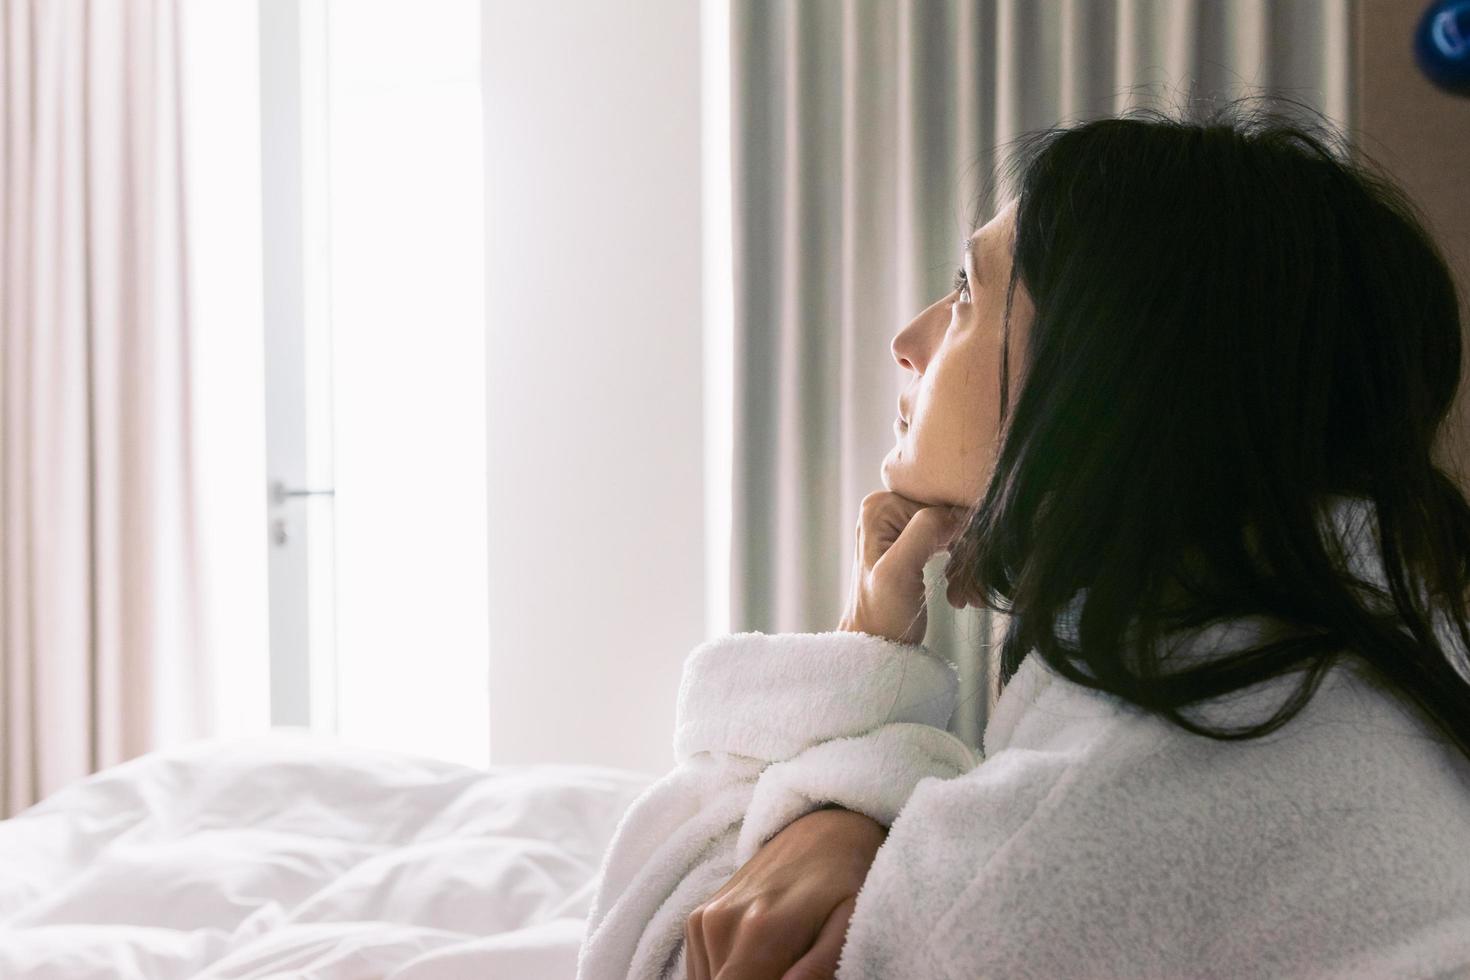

{"left": 856, "top": 491, "right": 965, "bottom": 576}
{"left": 857, "top": 491, "right": 925, "bottom": 568}
{"left": 691, "top": 900, "right": 821, "bottom": 980}
{"left": 871, "top": 504, "right": 965, "bottom": 585}
{"left": 842, "top": 490, "right": 969, "bottom": 643}
{"left": 781, "top": 895, "right": 856, "bottom": 980}
{"left": 714, "top": 935, "right": 812, "bottom": 980}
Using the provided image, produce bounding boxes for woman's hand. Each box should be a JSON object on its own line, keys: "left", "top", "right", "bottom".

{"left": 684, "top": 806, "right": 887, "bottom": 980}
{"left": 838, "top": 491, "right": 968, "bottom": 645}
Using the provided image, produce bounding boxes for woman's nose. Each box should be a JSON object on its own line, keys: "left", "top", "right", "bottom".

{"left": 891, "top": 331, "right": 915, "bottom": 372}
{"left": 891, "top": 308, "right": 936, "bottom": 373}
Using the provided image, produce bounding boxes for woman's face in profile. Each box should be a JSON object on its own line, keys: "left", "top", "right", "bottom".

{"left": 882, "top": 198, "right": 1034, "bottom": 508}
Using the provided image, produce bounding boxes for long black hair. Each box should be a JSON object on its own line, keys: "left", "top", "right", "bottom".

{"left": 941, "top": 97, "right": 1470, "bottom": 762}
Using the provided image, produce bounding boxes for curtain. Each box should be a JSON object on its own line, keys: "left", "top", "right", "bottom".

{"left": 1, "top": 0, "right": 206, "bottom": 817}
{"left": 728, "top": 0, "right": 1355, "bottom": 751}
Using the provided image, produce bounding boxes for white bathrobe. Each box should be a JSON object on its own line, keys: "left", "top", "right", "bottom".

{"left": 575, "top": 501, "right": 1470, "bottom": 979}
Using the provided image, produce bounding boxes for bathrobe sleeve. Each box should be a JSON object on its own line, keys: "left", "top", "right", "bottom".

{"left": 574, "top": 630, "right": 979, "bottom": 980}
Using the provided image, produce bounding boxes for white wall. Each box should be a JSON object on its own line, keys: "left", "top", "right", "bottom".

{"left": 481, "top": 1, "right": 709, "bottom": 775}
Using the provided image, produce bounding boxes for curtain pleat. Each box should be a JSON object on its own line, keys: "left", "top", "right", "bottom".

{"left": 1, "top": 0, "right": 205, "bottom": 817}
{"left": 729, "top": 0, "right": 1355, "bottom": 751}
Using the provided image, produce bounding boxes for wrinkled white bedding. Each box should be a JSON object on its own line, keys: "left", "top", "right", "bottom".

{"left": 0, "top": 732, "right": 655, "bottom": 979}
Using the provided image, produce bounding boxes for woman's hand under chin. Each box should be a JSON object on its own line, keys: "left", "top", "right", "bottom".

{"left": 838, "top": 491, "right": 968, "bottom": 645}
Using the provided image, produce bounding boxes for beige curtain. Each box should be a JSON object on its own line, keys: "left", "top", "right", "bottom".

{"left": 1, "top": 0, "right": 206, "bottom": 817}
{"left": 728, "top": 0, "right": 1355, "bottom": 751}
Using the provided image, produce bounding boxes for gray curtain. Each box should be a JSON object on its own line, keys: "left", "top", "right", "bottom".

{"left": 728, "top": 0, "right": 1355, "bottom": 752}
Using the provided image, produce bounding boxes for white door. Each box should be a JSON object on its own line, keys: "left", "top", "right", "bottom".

{"left": 259, "top": 0, "right": 490, "bottom": 768}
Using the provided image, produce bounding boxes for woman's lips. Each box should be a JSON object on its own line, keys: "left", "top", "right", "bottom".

{"left": 895, "top": 417, "right": 908, "bottom": 436}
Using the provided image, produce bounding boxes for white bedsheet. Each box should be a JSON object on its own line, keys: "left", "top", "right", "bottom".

{"left": 0, "top": 732, "right": 655, "bottom": 979}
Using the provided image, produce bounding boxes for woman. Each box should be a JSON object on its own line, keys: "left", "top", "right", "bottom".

{"left": 575, "top": 102, "right": 1470, "bottom": 979}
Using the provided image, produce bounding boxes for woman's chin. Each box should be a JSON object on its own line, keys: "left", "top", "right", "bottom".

{"left": 880, "top": 449, "right": 937, "bottom": 501}
{"left": 881, "top": 467, "right": 934, "bottom": 506}
{"left": 879, "top": 447, "right": 901, "bottom": 491}
{"left": 880, "top": 453, "right": 924, "bottom": 498}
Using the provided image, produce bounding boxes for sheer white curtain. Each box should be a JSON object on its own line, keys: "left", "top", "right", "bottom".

{"left": 0, "top": 0, "right": 224, "bottom": 817}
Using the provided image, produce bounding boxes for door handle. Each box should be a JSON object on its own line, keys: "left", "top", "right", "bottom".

{"left": 270, "top": 480, "right": 336, "bottom": 506}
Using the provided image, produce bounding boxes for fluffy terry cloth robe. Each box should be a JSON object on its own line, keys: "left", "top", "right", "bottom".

{"left": 575, "top": 497, "right": 1470, "bottom": 980}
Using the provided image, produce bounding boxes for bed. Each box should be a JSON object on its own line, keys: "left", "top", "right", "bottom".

{"left": 0, "top": 732, "right": 656, "bottom": 978}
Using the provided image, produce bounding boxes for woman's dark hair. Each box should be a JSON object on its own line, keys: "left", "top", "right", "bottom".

{"left": 941, "top": 96, "right": 1470, "bottom": 762}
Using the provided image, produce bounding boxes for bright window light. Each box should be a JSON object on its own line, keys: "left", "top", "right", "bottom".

{"left": 306, "top": 0, "right": 490, "bottom": 768}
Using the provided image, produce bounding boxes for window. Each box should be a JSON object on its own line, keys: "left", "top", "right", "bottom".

{"left": 261, "top": 0, "right": 490, "bottom": 768}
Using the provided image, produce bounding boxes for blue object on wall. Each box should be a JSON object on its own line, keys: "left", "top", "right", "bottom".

{"left": 1415, "top": 0, "right": 1470, "bottom": 95}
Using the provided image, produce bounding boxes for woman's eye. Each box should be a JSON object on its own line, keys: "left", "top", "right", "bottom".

{"left": 951, "top": 266, "right": 971, "bottom": 303}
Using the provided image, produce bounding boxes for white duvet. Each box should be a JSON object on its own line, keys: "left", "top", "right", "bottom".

{"left": 0, "top": 732, "right": 655, "bottom": 979}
